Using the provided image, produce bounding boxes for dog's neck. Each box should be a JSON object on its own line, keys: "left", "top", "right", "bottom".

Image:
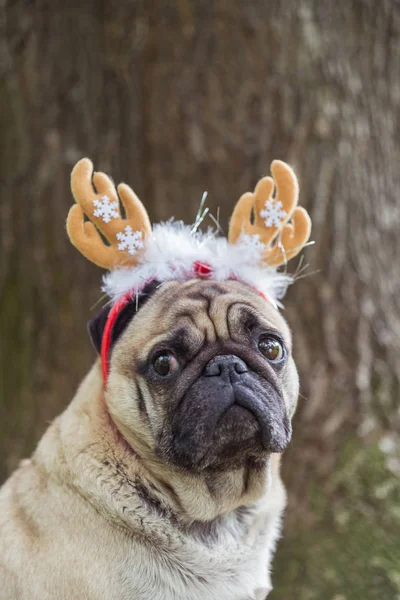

{"left": 109, "top": 406, "right": 274, "bottom": 523}
{"left": 137, "top": 450, "right": 272, "bottom": 523}
{"left": 36, "top": 362, "right": 281, "bottom": 526}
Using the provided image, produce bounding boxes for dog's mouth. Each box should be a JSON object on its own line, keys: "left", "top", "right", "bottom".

{"left": 161, "top": 356, "right": 292, "bottom": 471}
{"left": 209, "top": 384, "right": 275, "bottom": 450}
{"left": 229, "top": 384, "right": 278, "bottom": 449}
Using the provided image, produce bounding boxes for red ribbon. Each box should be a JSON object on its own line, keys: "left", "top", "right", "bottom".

{"left": 193, "top": 261, "right": 212, "bottom": 278}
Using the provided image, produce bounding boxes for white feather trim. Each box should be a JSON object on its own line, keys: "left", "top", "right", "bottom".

{"left": 102, "top": 222, "right": 293, "bottom": 308}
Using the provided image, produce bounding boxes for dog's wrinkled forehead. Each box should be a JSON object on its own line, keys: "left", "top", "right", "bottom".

{"left": 113, "top": 279, "right": 292, "bottom": 362}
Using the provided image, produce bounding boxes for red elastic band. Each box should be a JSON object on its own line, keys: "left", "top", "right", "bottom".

{"left": 101, "top": 292, "right": 132, "bottom": 386}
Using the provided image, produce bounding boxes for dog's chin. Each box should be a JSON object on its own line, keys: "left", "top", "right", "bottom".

{"left": 158, "top": 376, "right": 292, "bottom": 472}
{"left": 198, "top": 404, "right": 266, "bottom": 470}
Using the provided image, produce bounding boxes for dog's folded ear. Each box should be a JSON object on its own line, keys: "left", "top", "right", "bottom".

{"left": 88, "top": 304, "right": 111, "bottom": 354}
{"left": 87, "top": 280, "right": 160, "bottom": 354}
{"left": 87, "top": 302, "right": 138, "bottom": 354}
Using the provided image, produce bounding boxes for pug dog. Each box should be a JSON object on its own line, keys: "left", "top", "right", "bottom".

{"left": 0, "top": 277, "right": 299, "bottom": 600}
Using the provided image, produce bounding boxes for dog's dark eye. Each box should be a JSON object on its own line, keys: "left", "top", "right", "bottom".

{"left": 258, "top": 337, "right": 284, "bottom": 361}
{"left": 153, "top": 353, "right": 179, "bottom": 377}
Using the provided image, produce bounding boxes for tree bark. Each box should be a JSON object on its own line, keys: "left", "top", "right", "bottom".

{"left": 1, "top": 1, "right": 399, "bottom": 598}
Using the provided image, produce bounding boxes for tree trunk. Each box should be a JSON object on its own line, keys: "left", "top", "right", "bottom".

{"left": 1, "top": 1, "right": 399, "bottom": 598}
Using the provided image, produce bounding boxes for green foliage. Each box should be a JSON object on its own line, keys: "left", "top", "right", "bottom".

{"left": 271, "top": 438, "right": 400, "bottom": 600}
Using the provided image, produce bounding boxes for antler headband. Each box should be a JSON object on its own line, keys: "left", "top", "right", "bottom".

{"left": 68, "top": 158, "right": 311, "bottom": 279}
{"left": 67, "top": 158, "right": 311, "bottom": 382}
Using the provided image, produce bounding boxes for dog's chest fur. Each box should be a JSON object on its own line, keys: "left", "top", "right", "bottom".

{"left": 80, "top": 494, "right": 281, "bottom": 600}
{"left": 109, "top": 497, "right": 283, "bottom": 600}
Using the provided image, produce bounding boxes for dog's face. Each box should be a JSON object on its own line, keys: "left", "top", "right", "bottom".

{"left": 94, "top": 279, "right": 299, "bottom": 473}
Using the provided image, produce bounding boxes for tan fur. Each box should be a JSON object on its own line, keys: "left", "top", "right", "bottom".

{"left": 0, "top": 280, "right": 298, "bottom": 599}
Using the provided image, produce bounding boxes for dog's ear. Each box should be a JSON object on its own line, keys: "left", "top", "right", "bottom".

{"left": 87, "top": 281, "right": 160, "bottom": 354}
{"left": 87, "top": 304, "right": 111, "bottom": 354}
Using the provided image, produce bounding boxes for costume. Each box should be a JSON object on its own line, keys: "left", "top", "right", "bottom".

{"left": 66, "top": 159, "right": 311, "bottom": 383}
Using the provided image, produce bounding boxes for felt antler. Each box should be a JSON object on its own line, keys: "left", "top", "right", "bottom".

{"left": 67, "top": 159, "right": 151, "bottom": 269}
{"left": 228, "top": 160, "right": 311, "bottom": 267}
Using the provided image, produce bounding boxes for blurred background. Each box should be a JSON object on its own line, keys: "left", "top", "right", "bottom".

{"left": 1, "top": 1, "right": 400, "bottom": 598}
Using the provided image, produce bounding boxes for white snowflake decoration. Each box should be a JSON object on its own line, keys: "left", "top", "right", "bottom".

{"left": 116, "top": 226, "right": 144, "bottom": 256}
{"left": 93, "top": 195, "right": 119, "bottom": 223}
{"left": 260, "top": 199, "right": 287, "bottom": 228}
{"left": 239, "top": 233, "right": 265, "bottom": 253}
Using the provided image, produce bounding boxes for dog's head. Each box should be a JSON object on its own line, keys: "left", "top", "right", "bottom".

{"left": 89, "top": 278, "right": 299, "bottom": 473}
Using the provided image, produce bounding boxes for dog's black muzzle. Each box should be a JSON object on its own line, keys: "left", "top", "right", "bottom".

{"left": 167, "top": 353, "right": 291, "bottom": 471}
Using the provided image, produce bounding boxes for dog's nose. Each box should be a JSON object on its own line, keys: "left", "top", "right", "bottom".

{"left": 204, "top": 355, "right": 248, "bottom": 377}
